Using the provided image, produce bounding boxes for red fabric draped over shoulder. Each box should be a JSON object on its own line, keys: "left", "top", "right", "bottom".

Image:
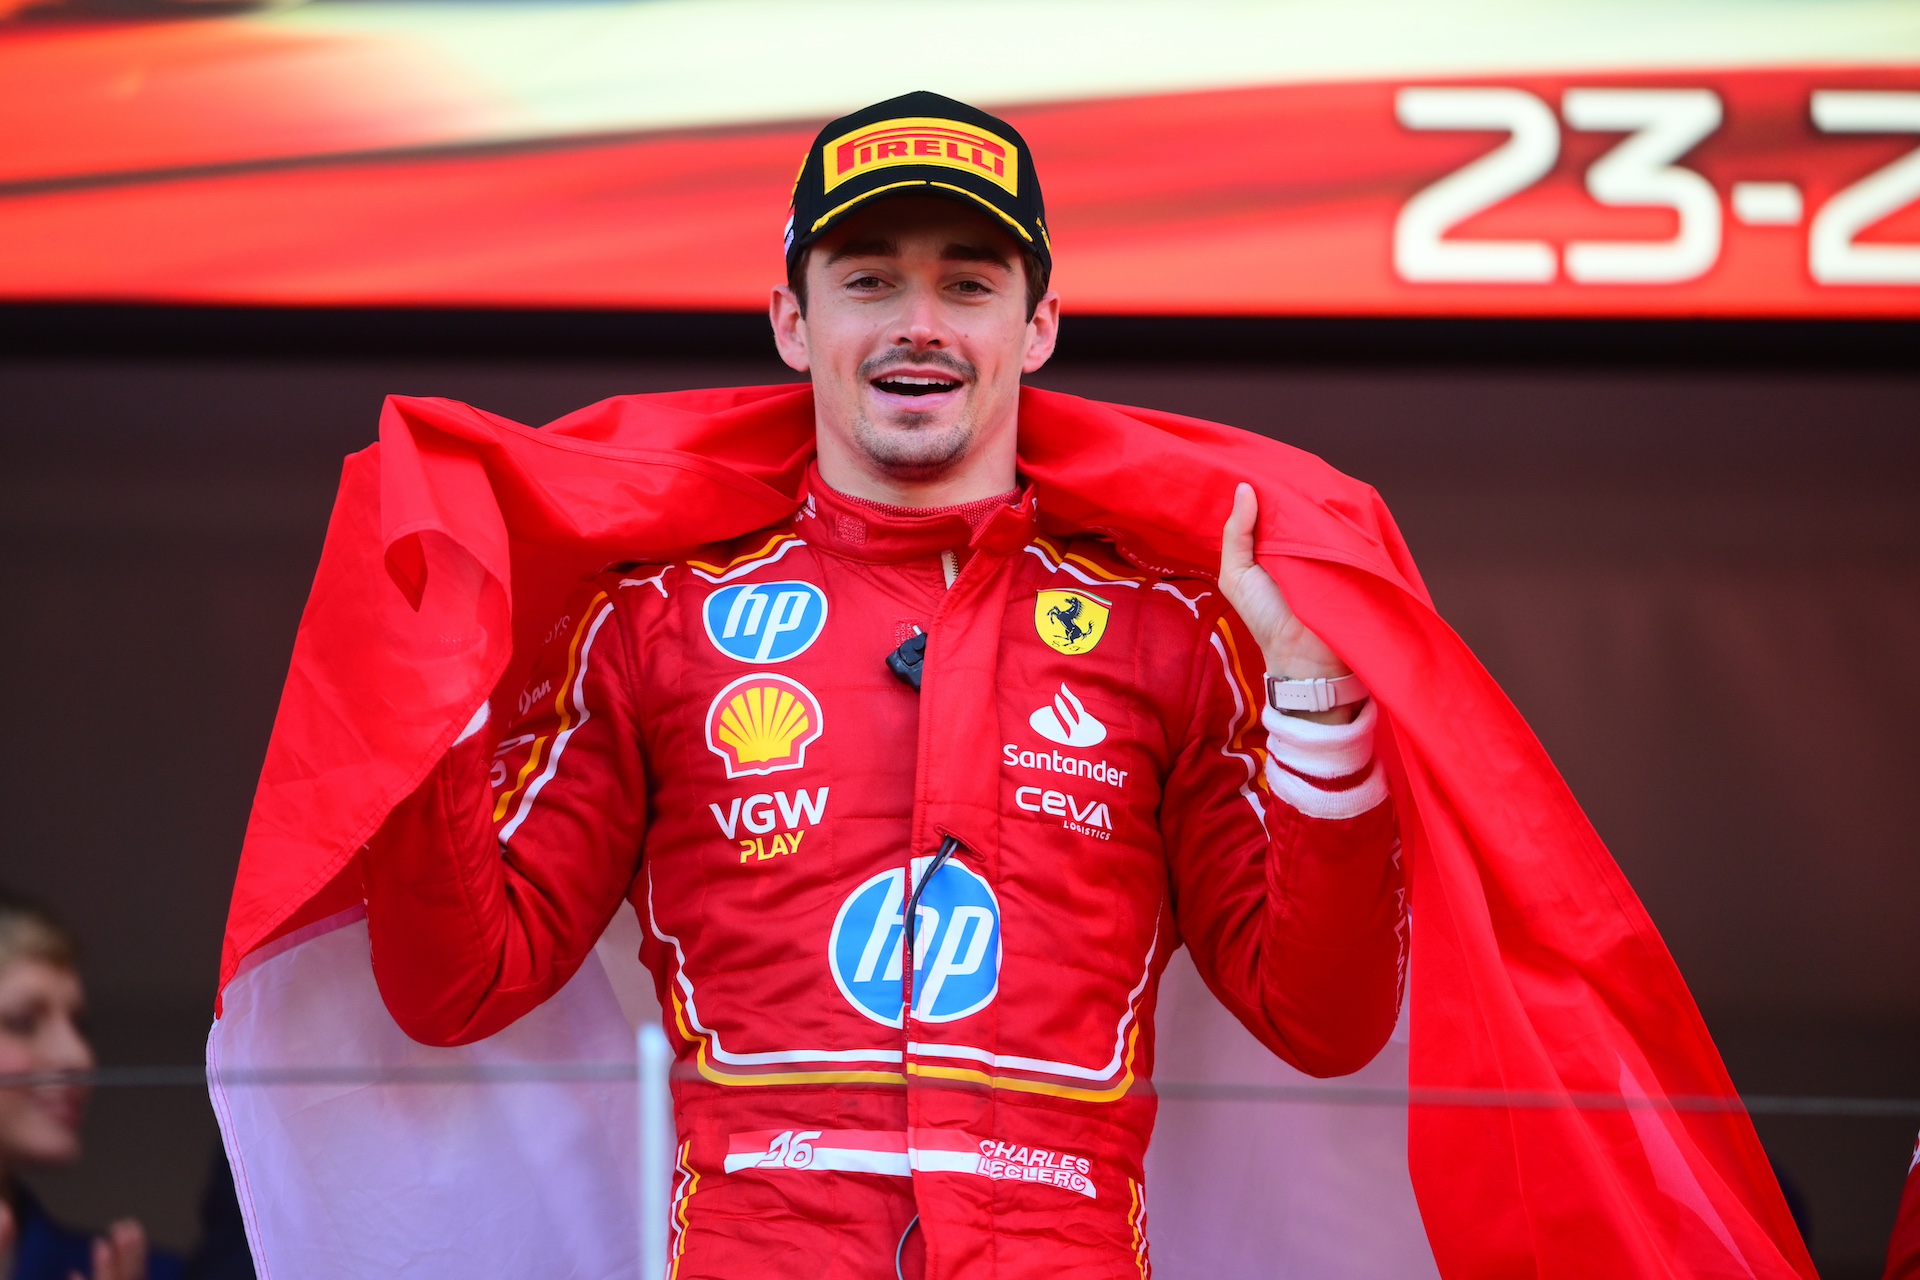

{"left": 221, "top": 382, "right": 1814, "bottom": 1280}
{"left": 221, "top": 385, "right": 813, "bottom": 978}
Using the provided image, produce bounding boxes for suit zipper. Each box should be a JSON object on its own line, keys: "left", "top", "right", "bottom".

{"left": 913, "top": 547, "right": 977, "bottom": 1016}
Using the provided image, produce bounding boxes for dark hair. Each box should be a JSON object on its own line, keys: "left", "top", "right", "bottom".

{"left": 788, "top": 245, "right": 1051, "bottom": 321}
{"left": 0, "top": 886, "right": 77, "bottom": 972}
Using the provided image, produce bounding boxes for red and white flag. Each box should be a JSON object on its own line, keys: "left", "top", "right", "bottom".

{"left": 213, "top": 384, "right": 1814, "bottom": 1279}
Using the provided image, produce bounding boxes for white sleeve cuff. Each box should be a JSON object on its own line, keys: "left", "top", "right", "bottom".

{"left": 1262, "top": 695, "right": 1376, "bottom": 778}
{"left": 1261, "top": 696, "right": 1387, "bottom": 820}
{"left": 1264, "top": 757, "right": 1388, "bottom": 820}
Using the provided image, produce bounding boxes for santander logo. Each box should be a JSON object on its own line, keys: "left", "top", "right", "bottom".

{"left": 1029, "top": 684, "right": 1106, "bottom": 748}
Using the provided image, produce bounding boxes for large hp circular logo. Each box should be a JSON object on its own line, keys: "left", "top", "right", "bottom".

{"left": 829, "top": 859, "right": 1001, "bottom": 1027}
{"left": 703, "top": 581, "right": 828, "bottom": 663}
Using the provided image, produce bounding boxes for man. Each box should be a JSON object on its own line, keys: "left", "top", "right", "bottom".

{"left": 362, "top": 92, "right": 1404, "bottom": 1278}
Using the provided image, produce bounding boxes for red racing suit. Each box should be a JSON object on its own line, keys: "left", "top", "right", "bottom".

{"left": 365, "top": 469, "right": 1405, "bottom": 1279}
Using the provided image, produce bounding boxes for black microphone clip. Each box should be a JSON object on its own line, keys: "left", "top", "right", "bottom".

{"left": 886, "top": 631, "right": 928, "bottom": 691}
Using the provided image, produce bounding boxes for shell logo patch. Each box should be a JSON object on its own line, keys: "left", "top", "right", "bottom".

{"left": 706, "top": 674, "right": 824, "bottom": 778}
{"left": 1034, "top": 589, "right": 1110, "bottom": 656}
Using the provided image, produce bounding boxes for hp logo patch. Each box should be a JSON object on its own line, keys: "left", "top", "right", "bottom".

{"left": 829, "top": 858, "right": 1001, "bottom": 1027}
{"left": 704, "top": 581, "right": 828, "bottom": 663}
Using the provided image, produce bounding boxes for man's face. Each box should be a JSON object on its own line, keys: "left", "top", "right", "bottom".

{"left": 771, "top": 196, "right": 1058, "bottom": 486}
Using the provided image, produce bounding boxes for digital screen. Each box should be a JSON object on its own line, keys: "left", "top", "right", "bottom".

{"left": 3, "top": 0, "right": 1917, "bottom": 315}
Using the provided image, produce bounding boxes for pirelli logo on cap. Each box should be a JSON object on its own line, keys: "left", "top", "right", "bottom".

{"left": 824, "top": 116, "right": 1018, "bottom": 197}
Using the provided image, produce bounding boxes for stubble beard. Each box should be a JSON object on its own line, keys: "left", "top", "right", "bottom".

{"left": 849, "top": 405, "right": 977, "bottom": 480}
{"left": 848, "top": 351, "right": 979, "bottom": 480}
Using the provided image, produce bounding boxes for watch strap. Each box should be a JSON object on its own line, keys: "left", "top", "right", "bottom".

{"left": 1265, "top": 672, "right": 1370, "bottom": 714}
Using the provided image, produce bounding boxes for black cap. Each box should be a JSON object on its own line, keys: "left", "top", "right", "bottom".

{"left": 784, "top": 90, "right": 1051, "bottom": 283}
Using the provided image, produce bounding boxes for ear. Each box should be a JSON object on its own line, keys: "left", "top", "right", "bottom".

{"left": 769, "top": 285, "right": 811, "bottom": 373}
{"left": 1021, "top": 290, "right": 1061, "bottom": 374}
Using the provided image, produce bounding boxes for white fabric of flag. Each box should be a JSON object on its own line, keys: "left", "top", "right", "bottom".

{"left": 208, "top": 903, "right": 1435, "bottom": 1278}
{"left": 208, "top": 909, "right": 640, "bottom": 1280}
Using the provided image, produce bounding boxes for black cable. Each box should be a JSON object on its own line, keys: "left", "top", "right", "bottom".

{"left": 899, "top": 834, "right": 961, "bottom": 1022}
{"left": 895, "top": 1214, "right": 920, "bottom": 1280}
{"left": 902, "top": 836, "right": 960, "bottom": 970}
{"left": 903, "top": 836, "right": 960, "bottom": 941}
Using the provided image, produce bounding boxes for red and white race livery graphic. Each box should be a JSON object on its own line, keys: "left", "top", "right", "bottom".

{"left": 724, "top": 1128, "right": 1098, "bottom": 1199}
{"left": 0, "top": 0, "right": 1913, "bottom": 316}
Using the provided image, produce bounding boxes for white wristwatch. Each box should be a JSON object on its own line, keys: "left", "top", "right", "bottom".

{"left": 1265, "top": 672, "right": 1371, "bottom": 714}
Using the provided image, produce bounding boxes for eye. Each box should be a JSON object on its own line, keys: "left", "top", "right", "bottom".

{"left": 847, "top": 274, "right": 888, "bottom": 291}
{"left": 0, "top": 1007, "right": 43, "bottom": 1038}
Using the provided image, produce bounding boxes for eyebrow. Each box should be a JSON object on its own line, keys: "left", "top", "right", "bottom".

{"left": 938, "top": 242, "right": 1014, "bottom": 269}
{"left": 824, "top": 239, "right": 1013, "bottom": 270}
{"left": 825, "top": 237, "right": 897, "bottom": 264}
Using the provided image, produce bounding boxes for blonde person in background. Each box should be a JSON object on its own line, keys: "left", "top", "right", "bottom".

{"left": 0, "top": 889, "right": 178, "bottom": 1280}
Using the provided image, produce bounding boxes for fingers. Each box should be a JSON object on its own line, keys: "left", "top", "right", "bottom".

{"left": 1218, "top": 481, "right": 1293, "bottom": 652}
{"left": 93, "top": 1218, "right": 149, "bottom": 1280}
{"left": 119, "top": 1218, "right": 150, "bottom": 1280}
{"left": 1220, "top": 482, "right": 1257, "bottom": 580}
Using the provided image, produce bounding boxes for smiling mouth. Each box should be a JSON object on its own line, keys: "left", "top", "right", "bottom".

{"left": 871, "top": 374, "right": 963, "bottom": 397}
{"left": 35, "top": 1088, "right": 86, "bottom": 1130}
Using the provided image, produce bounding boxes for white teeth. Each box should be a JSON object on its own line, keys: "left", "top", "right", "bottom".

{"left": 881, "top": 376, "right": 956, "bottom": 386}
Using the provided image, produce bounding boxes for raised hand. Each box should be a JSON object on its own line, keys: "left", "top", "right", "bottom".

{"left": 1218, "top": 483, "right": 1354, "bottom": 720}
{"left": 77, "top": 1218, "right": 149, "bottom": 1280}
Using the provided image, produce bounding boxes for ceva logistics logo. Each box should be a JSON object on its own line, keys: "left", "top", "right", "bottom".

{"left": 829, "top": 857, "right": 1001, "bottom": 1027}
{"left": 705, "top": 673, "right": 824, "bottom": 779}
{"left": 704, "top": 581, "right": 828, "bottom": 663}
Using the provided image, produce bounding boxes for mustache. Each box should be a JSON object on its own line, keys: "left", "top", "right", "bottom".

{"left": 859, "top": 350, "right": 976, "bottom": 383}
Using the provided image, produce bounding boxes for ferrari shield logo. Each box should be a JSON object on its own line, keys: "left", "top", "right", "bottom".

{"left": 1034, "top": 589, "right": 1110, "bottom": 655}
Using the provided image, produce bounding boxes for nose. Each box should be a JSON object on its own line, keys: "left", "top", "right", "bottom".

{"left": 45, "top": 1009, "right": 94, "bottom": 1073}
{"left": 892, "top": 282, "right": 945, "bottom": 350}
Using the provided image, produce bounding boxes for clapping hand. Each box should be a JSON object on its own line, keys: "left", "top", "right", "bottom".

{"left": 72, "top": 1217, "right": 149, "bottom": 1280}
{"left": 2, "top": 1199, "right": 149, "bottom": 1280}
